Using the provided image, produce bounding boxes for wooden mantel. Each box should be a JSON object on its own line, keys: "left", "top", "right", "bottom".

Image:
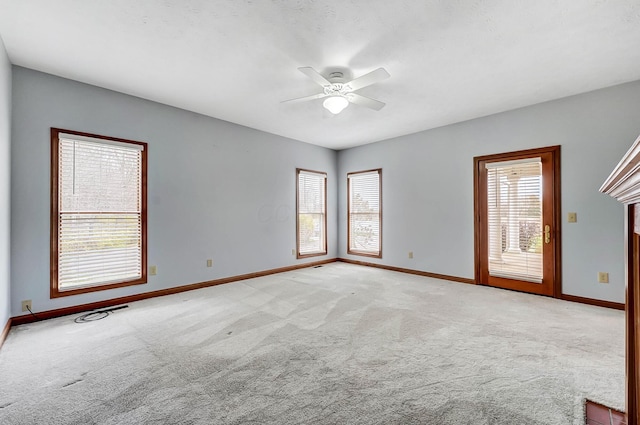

{"left": 601, "top": 132, "right": 640, "bottom": 425}
{"left": 602, "top": 134, "right": 640, "bottom": 203}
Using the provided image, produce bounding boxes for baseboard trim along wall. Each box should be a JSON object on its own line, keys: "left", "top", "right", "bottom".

{"left": 0, "top": 318, "right": 12, "bottom": 349}
{"left": 338, "top": 258, "right": 626, "bottom": 311}
{"left": 11, "top": 258, "right": 338, "bottom": 326}
{"left": 6, "top": 258, "right": 624, "bottom": 332}
{"left": 337, "top": 258, "right": 476, "bottom": 285}
{"left": 561, "top": 294, "right": 625, "bottom": 311}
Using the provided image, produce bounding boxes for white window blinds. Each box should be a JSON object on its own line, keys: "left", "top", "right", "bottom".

{"left": 297, "top": 170, "right": 327, "bottom": 256}
{"left": 348, "top": 169, "right": 381, "bottom": 256}
{"left": 57, "top": 135, "right": 144, "bottom": 290}
{"left": 486, "top": 158, "right": 543, "bottom": 283}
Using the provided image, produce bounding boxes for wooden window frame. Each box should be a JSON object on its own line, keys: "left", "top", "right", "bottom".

{"left": 50, "top": 128, "right": 148, "bottom": 298}
{"left": 296, "top": 168, "right": 328, "bottom": 259}
{"left": 347, "top": 168, "right": 382, "bottom": 258}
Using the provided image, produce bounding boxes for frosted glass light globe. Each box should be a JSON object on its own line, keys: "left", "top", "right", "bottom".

{"left": 323, "top": 96, "right": 349, "bottom": 114}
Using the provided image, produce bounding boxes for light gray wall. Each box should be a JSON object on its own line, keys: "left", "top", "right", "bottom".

{"left": 0, "top": 37, "right": 10, "bottom": 328}
{"left": 9, "top": 65, "right": 638, "bottom": 316}
{"left": 11, "top": 67, "right": 337, "bottom": 317}
{"left": 338, "top": 81, "right": 640, "bottom": 304}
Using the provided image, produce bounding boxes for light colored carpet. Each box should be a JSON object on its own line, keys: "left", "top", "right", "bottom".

{"left": 0, "top": 263, "right": 625, "bottom": 424}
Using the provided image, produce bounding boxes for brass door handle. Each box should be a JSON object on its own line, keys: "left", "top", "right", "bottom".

{"left": 544, "top": 225, "right": 550, "bottom": 244}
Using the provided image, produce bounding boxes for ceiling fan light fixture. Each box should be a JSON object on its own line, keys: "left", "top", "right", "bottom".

{"left": 323, "top": 96, "right": 349, "bottom": 114}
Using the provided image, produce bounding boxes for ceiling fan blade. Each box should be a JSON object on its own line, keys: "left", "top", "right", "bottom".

{"left": 281, "top": 92, "right": 328, "bottom": 104}
{"left": 347, "top": 93, "right": 386, "bottom": 111}
{"left": 298, "top": 67, "right": 331, "bottom": 87}
{"left": 346, "top": 68, "right": 390, "bottom": 91}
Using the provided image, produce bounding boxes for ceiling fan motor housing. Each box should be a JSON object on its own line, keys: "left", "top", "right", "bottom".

{"left": 328, "top": 71, "right": 345, "bottom": 82}
{"left": 323, "top": 71, "right": 351, "bottom": 96}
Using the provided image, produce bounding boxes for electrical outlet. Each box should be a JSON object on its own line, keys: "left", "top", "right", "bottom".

{"left": 21, "top": 300, "right": 32, "bottom": 312}
{"left": 206, "top": 259, "right": 213, "bottom": 267}
{"left": 408, "top": 251, "right": 414, "bottom": 259}
{"left": 149, "top": 265, "right": 157, "bottom": 276}
{"left": 598, "top": 272, "right": 609, "bottom": 284}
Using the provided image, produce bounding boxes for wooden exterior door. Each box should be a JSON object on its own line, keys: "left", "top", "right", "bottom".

{"left": 475, "top": 146, "right": 561, "bottom": 297}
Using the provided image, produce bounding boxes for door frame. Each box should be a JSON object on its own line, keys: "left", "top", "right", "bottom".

{"left": 474, "top": 145, "right": 562, "bottom": 297}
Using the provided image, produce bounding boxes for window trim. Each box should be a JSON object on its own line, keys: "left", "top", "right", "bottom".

{"left": 347, "top": 168, "right": 382, "bottom": 258}
{"left": 296, "top": 168, "right": 328, "bottom": 259}
{"left": 50, "top": 128, "right": 148, "bottom": 298}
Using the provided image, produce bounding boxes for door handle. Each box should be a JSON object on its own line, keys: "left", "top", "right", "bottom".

{"left": 544, "top": 225, "right": 550, "bottom": 244}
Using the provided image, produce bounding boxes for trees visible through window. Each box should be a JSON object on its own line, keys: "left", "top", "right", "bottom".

{"left": 486, "top": 158, "right": 543, "bottom": 282}
{"left": 297, "top": 169, "right": 327, "bottom": 258}
{"left": 347, "top": 169, "right": 381, "bottom": 257}
{"left": 51, "top": 128, "right": 147, "bottom": 297}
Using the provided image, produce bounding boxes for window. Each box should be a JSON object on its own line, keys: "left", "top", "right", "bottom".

{"left": 486, "top": 158, "right": 543, "bottom": 283}
{"left": 51, "top": 128, "right": 147, "bottom": 297}
{"left": 347, "top": 169, "right": 381, "bottom": 257}
{"left": 296, "top": 169, "right": 327, "bottom": 258}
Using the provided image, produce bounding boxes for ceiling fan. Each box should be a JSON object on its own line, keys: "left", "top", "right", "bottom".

{"left": 282, "top": 67, "right": 390, "bottom": 114}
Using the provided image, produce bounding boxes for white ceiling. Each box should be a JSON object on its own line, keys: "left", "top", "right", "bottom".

{"left": 1, "top": 1, "right": 639, "bottom": 150}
